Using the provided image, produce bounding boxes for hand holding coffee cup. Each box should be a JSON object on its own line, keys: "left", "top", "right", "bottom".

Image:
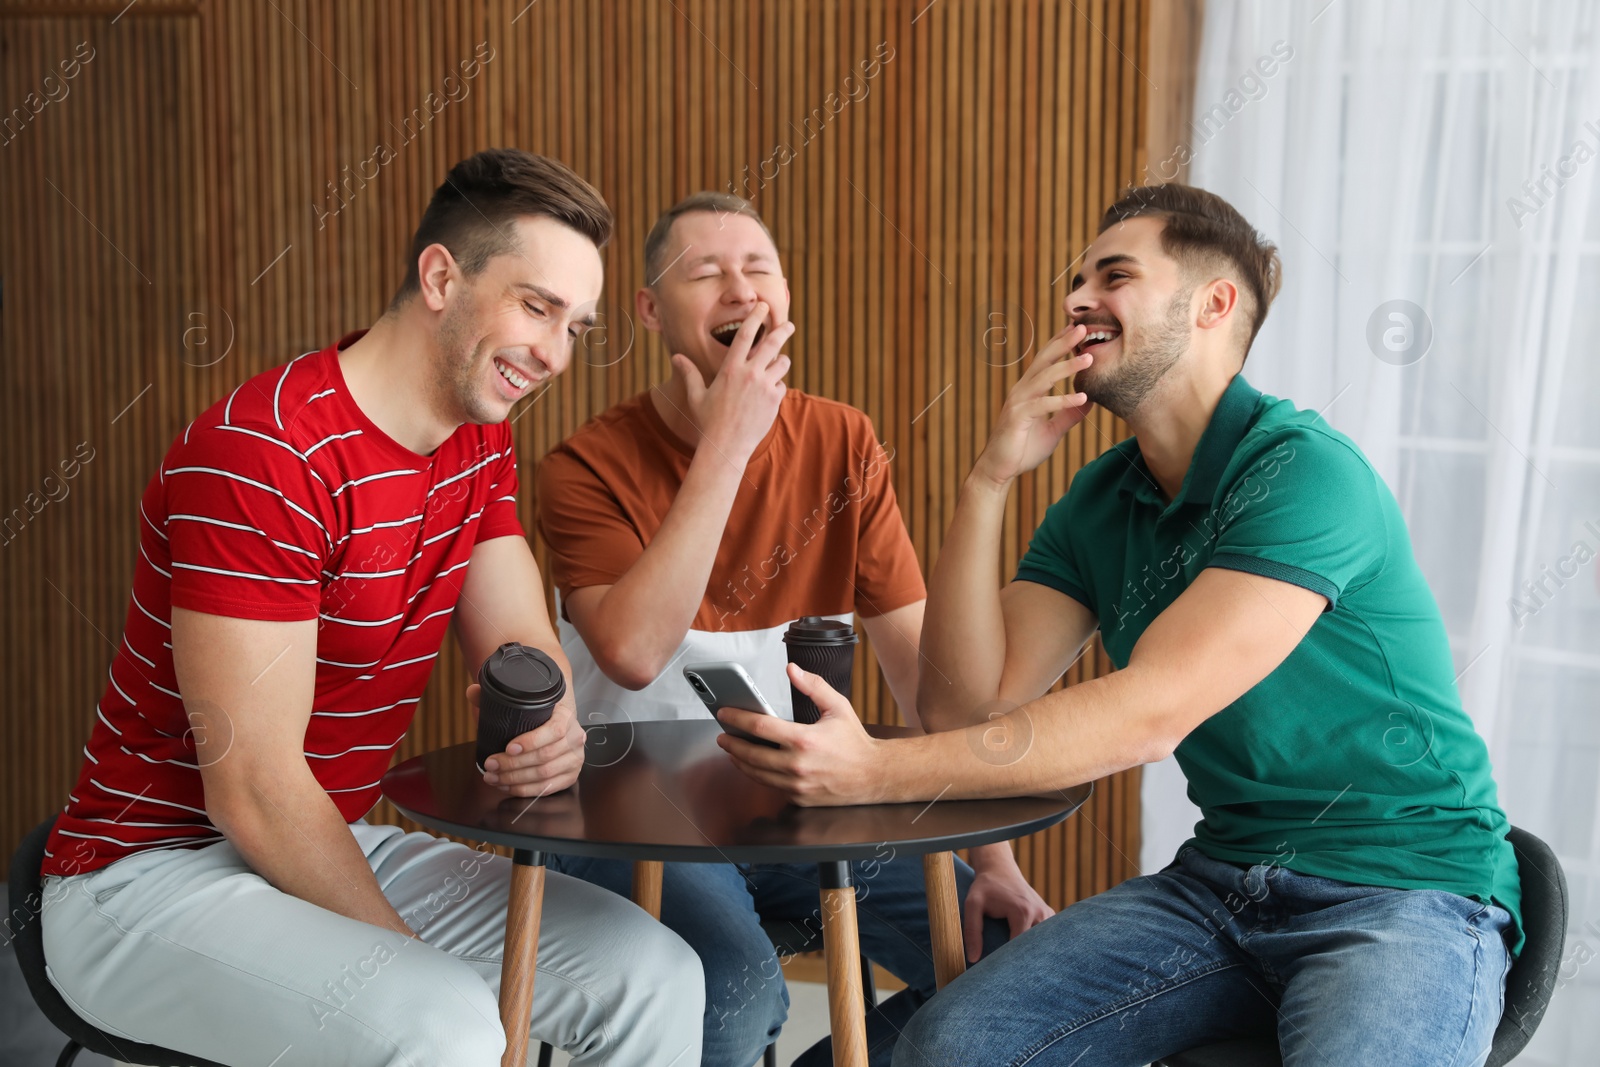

{"left": 782, "top": 616, "right": 858, "bottom": 724}
{"left": 474, "top": 642, "right": 568, "bottom": 774}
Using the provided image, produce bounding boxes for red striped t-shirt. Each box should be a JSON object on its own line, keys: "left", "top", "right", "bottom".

{"left": 43, "top": 331, "right": 522, "bottom": 878}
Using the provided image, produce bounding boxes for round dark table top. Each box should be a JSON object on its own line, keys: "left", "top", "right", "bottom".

{"left": 382, "top": 721, "right": 1092, "bottom": 864}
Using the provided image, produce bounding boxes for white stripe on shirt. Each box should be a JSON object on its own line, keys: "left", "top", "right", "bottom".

{"left": 382, "top": 652, "right": 438, "bottom": 671}
{"left": 401, "top": 606, "right": 454, "bottom": 633}
{"left": 216, "top": 424, "right": 309, "bottom": 463}
{"left": 304, "top": 429, "right": 363, "bottom": 456}
{"left": 120, "top": 746, "right": 198, "bottom": 768}
{"left": 108, "top": 673, "right": 137, "bottom": 706}
{"left": 318, "top": 610, "right": 405, "bottom": 628}
{"left": 132, "top": 592, "right": 171, "bottom": 629}
{"left": 329, "top": 469, "right": 423, "bottom": 497}
{"left": 405, "top": 559, "right": 472, "bottom": 604}
{"left": 57, "top": 829, "right": 219, "bottom": 849}
{"left": 422, "top": 507, "right": 486, "bottom": 547}
{"left": 429, "top": 451, "right": 503, "bottom": 497}
{"left": 162, "top": 467, "right": 329, "bottom": 545}
{"left": 312, "top": 697, "right": 420, "bottom": 718}
{"left": 272, "top": 359, "right": 299, "bottom": 430}
{"left": 346, "top": 513, "right": 425, "bottom": 538}
{"left": 168, "top": 514, "right": 322, "bottom": 559}
{"left": 122, "top": 638, "right": 156, "bottom": 669}
{"left": 316, "top": 656, "right": 383, "bottom": 669}
{"left": 304, "top": 742, "right": 400, "bottom": 759}
{"left": 96, "top": 705, "right": 124, "bottom": 736}
{"left": 141, "top": 502, "right": 168, "bottom": 540}
{"left": 171, "top": 562, "right": 319, "bottom": 585}
{"left": 139, "top": 542, "right": 171, "bottom": 578}
{"left": 326, "top": 778, "right": 385, "bottom": 793}
{"left": 222, "top": 384, "right": 245, "bottom": 425}
{"left": 89, "top": 778, "right": 209, "bottom": 815}
{"left": 325, "top": 566, "right": 408, "bottom": 580}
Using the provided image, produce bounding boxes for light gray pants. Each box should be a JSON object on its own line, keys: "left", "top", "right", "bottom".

{"left": 39, "top": 822, "right": 703, "bottom": 1066}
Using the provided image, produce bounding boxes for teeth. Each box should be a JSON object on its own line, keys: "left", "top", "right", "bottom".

{"left": 496, "top": 359, "right": 529, "bottom": 390}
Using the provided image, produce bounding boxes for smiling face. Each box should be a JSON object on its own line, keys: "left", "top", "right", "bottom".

{"left": 638, "top": 211, "right": 789, "bottom": 380}
{"left": 430, "top": 215, "right": 604, "bottom": 425}
{"left": 1065, "top": 215, "right": 1197, "bottom": 421}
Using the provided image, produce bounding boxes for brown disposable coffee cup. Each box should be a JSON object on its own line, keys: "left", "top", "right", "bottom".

{"left": 782, "top": 616, "right": 857, "bottom": 724}
{"left": 475, "top": 643, "right": 566, "bottom": 772}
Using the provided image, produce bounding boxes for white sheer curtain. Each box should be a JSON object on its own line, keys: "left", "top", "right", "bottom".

{"left": 1139, "top": 3, "right": 1600, "bottom": 1062}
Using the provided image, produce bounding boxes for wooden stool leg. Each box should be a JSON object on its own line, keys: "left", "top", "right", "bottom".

{"left": 923, "top": 851, "right": 966, "bottom": 990}
{"left": 632, "top": 859, "right": 665, "bottom": 919}
{"left": 501, "top": 849, "right": 546, "bottom": 1067}
{"left": 819, "top": 861, "right": 868, "bottom": 1067}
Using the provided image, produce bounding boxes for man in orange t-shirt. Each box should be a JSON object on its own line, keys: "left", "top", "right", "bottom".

{"left": 533, "top": 192, "right": 1054, "bottom": 1067}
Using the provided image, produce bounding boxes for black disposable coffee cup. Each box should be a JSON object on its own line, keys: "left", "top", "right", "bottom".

{"left": 475, "top": 642, "right": 566, "bottom": 773}
{"left": 782, "top": 616, "right": 857, "bottom": 724}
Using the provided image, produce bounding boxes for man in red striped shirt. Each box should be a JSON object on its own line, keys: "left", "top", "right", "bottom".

{"left": 38, "top": 148, "right": 702, "bottom": 1066}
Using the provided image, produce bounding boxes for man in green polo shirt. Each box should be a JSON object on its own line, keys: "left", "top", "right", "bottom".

{"left": 714, "top": 183, "right": 1521, "bottom": 1066}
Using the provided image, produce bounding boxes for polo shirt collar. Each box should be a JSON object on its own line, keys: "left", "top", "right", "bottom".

{"left": 1116, "top": 373, "right": 1262, "bottom": 509}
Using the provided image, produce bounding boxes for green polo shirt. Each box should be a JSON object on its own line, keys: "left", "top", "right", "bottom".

{"left": 1017, "top": 374, "right": 1523, "bottom": 952}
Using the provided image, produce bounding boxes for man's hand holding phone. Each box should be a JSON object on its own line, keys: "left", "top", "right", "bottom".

{"left": 684, "top": 662, "right": 782, "bottom": 748}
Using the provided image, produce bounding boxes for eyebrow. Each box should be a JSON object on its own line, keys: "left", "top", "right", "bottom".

{"left": 684, "top": 251, "right": 777, "bottom": 267}
{"left": 1068, "top": 253, "right": 1141, "bottom": 291}
{"left": 512, "top": 282, "right": 598, "bottom": 327}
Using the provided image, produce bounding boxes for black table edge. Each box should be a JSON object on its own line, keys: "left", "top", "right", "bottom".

{"left": 386, "top": 782, "right": 1093, "bottom": 865}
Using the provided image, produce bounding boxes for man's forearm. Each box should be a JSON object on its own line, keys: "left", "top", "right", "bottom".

{"left": 581, "top": 450, "right": 749, "bottom": 687}
{"left": 918, "top": 474, "right": 1014, "bottom": 729}
{"left": 889, "top": 669, "right": 1169, "bottom": 803}
{"left": 968, "top": 840, "right": 1017, "bottom": 870}
{"left": 214, "top": 774, "right": 417, "bottom": 939}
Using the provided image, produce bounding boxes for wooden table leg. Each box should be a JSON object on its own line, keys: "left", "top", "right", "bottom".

{"left": 819, "top": 860, "right": 868, "bottom": 1067}
{"left": 500, "top": 849, "right": 546, "bottom": 1067}
{"left": 632, "top": 859, "right": 664, "bottom": 919}
{"left": 923, "top": 851, "right": 967, "bottom": 990}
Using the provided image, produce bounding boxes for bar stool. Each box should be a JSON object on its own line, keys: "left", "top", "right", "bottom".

{"left": 1156, "top": 826, "right": 1569, "bottom": 1067}
{"left": 8, "top": 815, "right": 228, "bottom": 1067}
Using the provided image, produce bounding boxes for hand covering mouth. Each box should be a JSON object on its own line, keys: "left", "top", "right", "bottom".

{"left": 710, "top": 319, "right": 769, "bottom": 347}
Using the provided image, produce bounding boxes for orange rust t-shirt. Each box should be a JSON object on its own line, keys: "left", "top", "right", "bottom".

{"left": 536, "top": 389, "right": 925, "bottom": 721}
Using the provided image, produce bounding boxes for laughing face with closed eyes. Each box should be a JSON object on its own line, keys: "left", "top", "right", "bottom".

{"left": 637, "top": 210, "right": 790, "bottom": 384}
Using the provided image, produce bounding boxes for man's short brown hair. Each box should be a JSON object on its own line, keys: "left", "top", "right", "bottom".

{"left": 642, "top": 191, "right": 775, "bottom": 286}
{"left": 1099, "top": 184, "right": 1282, "bottom": 353}
{"left": 393, "top": 148, "right": 613, "bottom": 304}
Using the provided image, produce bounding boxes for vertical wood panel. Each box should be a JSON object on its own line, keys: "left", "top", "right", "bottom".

{"left": 1, "top": 0, "right": 1171, "bottom": 913}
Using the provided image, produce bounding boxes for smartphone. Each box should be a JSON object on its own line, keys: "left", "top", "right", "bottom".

{"left": 683, "top": 662, "right": 782, "bottom": 748}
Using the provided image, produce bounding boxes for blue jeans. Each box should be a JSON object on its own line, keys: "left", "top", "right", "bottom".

{"left": 893, "top": 846, "right": 1513, "bottom": 1067}
{"left": 547, "top": 852, "right": 1009, "bottom": 1067}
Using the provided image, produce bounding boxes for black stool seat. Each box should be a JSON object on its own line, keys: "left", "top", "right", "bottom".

{"left": 9, "top": 815, "right": 228, "bottom": 1067}
{"left": 1158, "top": 825, "right": 1569, "bottom": 1067}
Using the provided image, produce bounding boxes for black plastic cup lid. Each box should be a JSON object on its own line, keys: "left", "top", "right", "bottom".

{"left": 479, "top": 643, "right": 566, "bottom": 705}
{"left": 783, "top": 615, "right": 858, "bottom": 646}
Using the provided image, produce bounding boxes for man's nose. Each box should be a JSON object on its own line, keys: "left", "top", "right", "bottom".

{"left": 533, "top": 333, "right": 568, "bottom": 379}
{"left": 724, "top": 273, "right": 759, "bottom": 305}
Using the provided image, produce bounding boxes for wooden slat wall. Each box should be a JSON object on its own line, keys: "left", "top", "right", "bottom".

{"left": 1, "top": 0, "right": 1169, "bottom": 912}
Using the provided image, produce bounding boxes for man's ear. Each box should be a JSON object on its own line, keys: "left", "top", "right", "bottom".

{"left": 415, "top": 243, "right": 458, "bottom": 313}
{"left": 636, "top": 285, "right": 664, "bottom": 332}
{"left": 1195, "top": 277, "right": 1239, "bottom": 334}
